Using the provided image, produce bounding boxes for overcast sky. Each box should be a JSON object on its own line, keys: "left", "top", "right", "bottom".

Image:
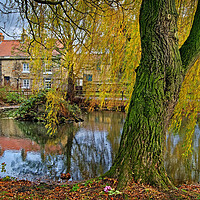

{"left": 0, "top": 0, "right": 23, "bottom": 40}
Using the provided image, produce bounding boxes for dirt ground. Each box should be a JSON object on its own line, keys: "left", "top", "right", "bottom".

{"left": 1, "top": 177, "right": 200, "bottom": 199}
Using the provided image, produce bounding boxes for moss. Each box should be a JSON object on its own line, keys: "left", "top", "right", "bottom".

{"left": 105, "top": 0, "right": 185, "bottom": 190}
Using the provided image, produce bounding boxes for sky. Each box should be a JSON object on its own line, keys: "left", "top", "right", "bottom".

{"left": 0, "top": 0, "right": 23, "bottom": 40}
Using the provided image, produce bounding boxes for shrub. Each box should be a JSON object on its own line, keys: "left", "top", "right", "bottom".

{"left": 0, "top": 87, "right": 26, "bottom": 104}
{"left": 0, "top": 87, "right": 7, "bottom": 102}
{"left": 6, "top": 92, "right": 25, "bottom": 104}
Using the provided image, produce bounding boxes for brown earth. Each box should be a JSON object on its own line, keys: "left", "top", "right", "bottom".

{"left": 0, "top": 177, "right": 200, "bottom": 199}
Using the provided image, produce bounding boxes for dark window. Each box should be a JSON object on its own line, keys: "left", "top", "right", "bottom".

{"left": 4, "top": 76, "right": 10, "bottom": 86}
{"left": 4, "top": 76, "right": 10, "bottom": 81}
{"left": 83, "top": 74, "right": 92, "bottom": 81}
{"left": 45, "top": 78, "right": 52, "bottom": 89}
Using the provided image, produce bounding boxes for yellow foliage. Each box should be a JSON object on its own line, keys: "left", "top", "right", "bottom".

{"left": 45, "top": 89, "right": 64, "bottom": 135}
{"left": 24, "top": 0, "right": 199, "bottom": 145}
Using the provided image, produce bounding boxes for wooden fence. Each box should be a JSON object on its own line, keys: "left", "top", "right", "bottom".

{"left": 6, "top": 90, "right": 33, "bottom": 98}
{"left": 6, "top": 88, "right": 128, "bottom": 102}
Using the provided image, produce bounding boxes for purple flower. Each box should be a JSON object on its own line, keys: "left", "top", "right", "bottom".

{"left": 104, "top": 186, "right": 112, "bottom": 192}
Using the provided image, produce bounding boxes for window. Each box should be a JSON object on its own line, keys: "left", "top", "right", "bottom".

{"left": 22, "top": 79, "right": 30, "bottom": 89}
{"left": 45, "top": 78, "right": 52, "bottom": 89}
{"left": 22, "top": 63, "right": 30, "bottom": 73}
{"left": 43, "top": 63, "right": 52, "bottom": 74}
{"left": 4, "top": 76, "right": 10, "bottom": 81}
{"left": 4, "top": 76, "right": 10, "bottom": 86}
{"left": 45, "top": 67, "right": 52, "bottom": 74}
{"left": 83, "top": 74, "right": 92, "bottom": 82}
{"left": 76, "top": 78, "right": 83, "bottom": 86}
{"left": 96, "top": 60, "right": 101, "bottom": 71}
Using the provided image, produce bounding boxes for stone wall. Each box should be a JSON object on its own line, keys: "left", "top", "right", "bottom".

{"left": 0, "top": 58, "right": 67, "bottom": 90}
{"left": 1, "top": 59, "right": 31, "bottom": 89}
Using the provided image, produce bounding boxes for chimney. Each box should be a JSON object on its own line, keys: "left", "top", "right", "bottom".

{"left": 0, "top": 33, "right": 4, "bottom": 42}
{"left": 21, "top": 29, "right": 27, "bottom": 42}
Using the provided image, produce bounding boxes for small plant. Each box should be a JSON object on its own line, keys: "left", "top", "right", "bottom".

{"left": 103, "top": 186, "right": 122, "bottom": 196}
{"left": 0, "top": 88, "right": 6, "bottom": 101}
{"left": 61, "top": 184, "right": 68, "bottom": 188}
{"left": 70, "top": 184, "right": 80, "bottom": 192}
{"left": 2, "top": 176, "right": 13, "bottom": 181}
{"left": 10, "top": 90, "right": 47, "bottom": 121}
{"left": 108, "top": 189, "right": 122, "bottom": 195}
{"left": 10, "top": 89, "right": 83, "bottom": 135}
{"left": 104, "top": 186, "right": 112, "bottom": 192}
{"left": 1, "top": 162, "right": 6, "bottom": 173}
{"left": 84, "top": 180, "right": 93, "bottom": 187}
{"left": 0, "top": 191, "right": 8, "bottom": 195}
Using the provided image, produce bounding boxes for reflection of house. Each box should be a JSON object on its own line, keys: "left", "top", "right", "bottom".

{"left": 0, "top": 119, "right": 72, "bottom": 157}
{"left": 0, "top": 136, "right": 65, "bottom": 159}
{"left": 0, "top": 33, "right": 64, "bottom": 90}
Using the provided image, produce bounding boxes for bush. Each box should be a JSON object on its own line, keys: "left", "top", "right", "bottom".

{"left": 0, "top": 87, "right": 26, "bottom": 104}
{"left": 6, "top": 92, "right": 25, "bottom": 104}
{"left": 10, "top": 90, "right": 83, "bottom": 135}
{"left": 11, "top": 90, "right": 47, "bottom": 121}
{"left": 0, "top": 87, "right": 7, "bottom": 102}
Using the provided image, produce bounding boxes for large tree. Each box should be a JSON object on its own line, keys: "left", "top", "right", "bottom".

{"left": 105, "top": 0, "right": 200, "bottom": 189}
{"left": 1, "top": 0, "right": 199, "bottom": 189}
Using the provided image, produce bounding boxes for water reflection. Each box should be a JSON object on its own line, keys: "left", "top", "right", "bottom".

{"left": 0, "top": 112, "right": 199, "bottom": 185}
{"left": 165, "top": 118, "right": 200, "bottom": 185}
{"left": 0, "top": 111, "right": 125, "bottom": 182}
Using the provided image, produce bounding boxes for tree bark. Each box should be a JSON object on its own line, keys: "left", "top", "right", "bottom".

{"left": 180, "top": 0, "right": 200, "bottom": 73}
{"left": 105, "top": 0, "right": 200, "bottom": 189}
{"left": 66, "top": 65, "right": 75, "bottom": 102}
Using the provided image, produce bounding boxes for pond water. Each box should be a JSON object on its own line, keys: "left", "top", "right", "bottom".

{"left": 0, "top": 111, "right": 199, "bottom": 185}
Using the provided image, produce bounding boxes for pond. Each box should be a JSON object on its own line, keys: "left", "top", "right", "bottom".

{"left": 0, "top": 111, "right": 199, "bottom": 185}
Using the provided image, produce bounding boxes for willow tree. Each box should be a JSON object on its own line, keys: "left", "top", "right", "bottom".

{"left": 104, "top": 0, "right": 200, "bottom": 188}
{"left": 22, "top": 1, "right": 94, "bottom": 100}
{"left": 1, "top": 0, "right": 199, "bottom": 188}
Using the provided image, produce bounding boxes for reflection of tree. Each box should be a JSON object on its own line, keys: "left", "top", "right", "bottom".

{"left": 69, "top": 111, "right": 126, "bottom": 180}
{"left": 14, "top": 121, "right": 78, "bottom": 180}
{"left": 71, "top": 131, "right": 111, "bottom": 180}
{"left": 0, "top": 119, "right": 23, "bottom": 137}
{"left": 15, "top": 121, "right": 49, "bottom": 146}
{"left": 15, "top": 117, "right": 113, "bottom": 181}
{"left": 106, "top": 112, "right": 125, "bottom": 160}
{"left": 81, "top": 111, "right": 126, "bottom": 160}
{"left": 21, "top": 149, "right": 27, "bottom": 161}
{"left": 165, "top": 118, "right": 200, "bottom": 184}
{"left": 1, "top": 112, "right": 126, "bottom": 181}
{"left": 57, "top": 124, "right": 76, "bottom": 174}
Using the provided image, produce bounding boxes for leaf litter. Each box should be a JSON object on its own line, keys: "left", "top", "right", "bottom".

{"left": 0, "top": 177, "right": 200, "bottom": 199}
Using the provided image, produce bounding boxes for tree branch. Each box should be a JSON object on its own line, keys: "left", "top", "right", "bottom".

{"left": 180, "top": 0, "right": 200, "bottom": 74}
{"left": 33, "top": 0, "right": 66, "bottom": 5}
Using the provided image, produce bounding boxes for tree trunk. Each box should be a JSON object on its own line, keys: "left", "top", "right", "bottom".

{"left": 66, "top": 65, "right": 75, "bottom": 102}
{"left": 180, "top": 0, "right": 200, "bottom": 72}
{"left": 105, "top": 0, "right": 184, "bottom": 189}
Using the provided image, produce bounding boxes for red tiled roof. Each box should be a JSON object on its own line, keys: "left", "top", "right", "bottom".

{"left": 0, "top": 40, "right": 26, "bottom": 57}
{"left": 0, "top": 39, "right": 62, "bottom": 58}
